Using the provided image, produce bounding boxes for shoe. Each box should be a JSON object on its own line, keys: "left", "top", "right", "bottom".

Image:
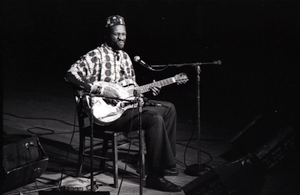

{"left": 163, "top": 168, "right": 179, "bottom": 176}
{"left": 146, "top": 174, "right": 182, "bottom": 192}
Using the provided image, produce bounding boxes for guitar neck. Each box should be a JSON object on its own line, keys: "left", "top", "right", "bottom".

{"left": 138, "top": 77, "right": 176, "bottom": 94}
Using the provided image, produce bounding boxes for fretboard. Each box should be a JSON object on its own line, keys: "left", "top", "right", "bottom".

{"left": 137, "top": 77, "right": 176, "bottom": 94}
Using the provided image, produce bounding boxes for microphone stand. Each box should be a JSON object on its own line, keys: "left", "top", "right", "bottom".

{"left": 89, "top": 94, "right": 95, "bottom": 191}
{"left": 184, "top": 64, "right": 209, "bottom": 176}
{"left": 137, "top": 95, "right": 144, "bottom": 195}
{"left": 150, "top": 60, "right": 221, "bottom": 176}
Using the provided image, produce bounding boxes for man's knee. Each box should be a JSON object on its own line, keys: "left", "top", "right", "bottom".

{"left": 161, "top": 101, "right": 176, "bottom": 113}
{"left": 152, "top": 114, "right": 164, "bottom": 124}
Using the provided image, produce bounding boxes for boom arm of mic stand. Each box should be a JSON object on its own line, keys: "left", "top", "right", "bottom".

{"left": 150, "top": 60, "right": 222, "bottom": 68}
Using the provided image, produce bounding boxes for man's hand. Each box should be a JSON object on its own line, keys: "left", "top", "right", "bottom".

{"left": 90, "top": 84, "right": 120, "bottom": 98}
{"left": 102, "top": 87, "right": 120, "bottom": 98}
{"left": 150, "top": 80, "right": 161, "bottom": 96}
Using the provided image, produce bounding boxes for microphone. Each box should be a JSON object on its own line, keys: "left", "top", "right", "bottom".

{"left": 134, "top": 56, "right": 154, "bottom": 70}
{"left": 214, "top": 60, "right": 222, "bottom": 65}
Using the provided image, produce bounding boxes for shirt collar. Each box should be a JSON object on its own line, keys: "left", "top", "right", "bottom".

{"left": 103, "top": 43, "right": 122, "bottom": 54}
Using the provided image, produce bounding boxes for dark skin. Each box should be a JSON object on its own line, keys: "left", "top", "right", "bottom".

{"left": 103, "top": 24, "right": 161, "bottom": 98}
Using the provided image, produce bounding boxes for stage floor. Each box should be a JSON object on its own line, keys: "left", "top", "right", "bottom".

{"left": 3, "top": 87, "right": 299, "bottom": 195}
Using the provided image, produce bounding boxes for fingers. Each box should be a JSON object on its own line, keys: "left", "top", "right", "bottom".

{"left": 151, "top": 80, "right": 161, "bottom": 96}
{"left": 152, "top": 86, "right": 160, "bottom": 93}
{"left": 152, "top": 90, "right": 158, "bottom": 96}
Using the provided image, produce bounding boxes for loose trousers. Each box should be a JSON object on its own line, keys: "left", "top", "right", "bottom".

{"left": 106, "top": 100, "right": 177, "bottom": 174}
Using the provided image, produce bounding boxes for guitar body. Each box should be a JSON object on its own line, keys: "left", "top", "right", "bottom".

{"left": 89, "top": 96, "right": 135, "bottom": 125}
{"left": 86, "top": 73, "right": 189, "bottom": 126}
{"left": 87, "top": 81, "right": 138, "bottom": 125}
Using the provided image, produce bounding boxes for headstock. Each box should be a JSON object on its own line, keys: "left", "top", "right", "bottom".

{"left": 174, "top": 73, "right": 189, "bottom": 85}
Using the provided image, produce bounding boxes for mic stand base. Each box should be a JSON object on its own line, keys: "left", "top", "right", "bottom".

{"left": 184, "top": 164, "right": 210, "bottom": 176}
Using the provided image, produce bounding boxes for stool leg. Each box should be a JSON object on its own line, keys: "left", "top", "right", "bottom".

{"left": 112, "top": 134, "right": 118, "bottom": 188}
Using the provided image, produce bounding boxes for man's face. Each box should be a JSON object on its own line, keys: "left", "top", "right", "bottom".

{"left": 107, "top": 25, "right": 126, "bottom": 50}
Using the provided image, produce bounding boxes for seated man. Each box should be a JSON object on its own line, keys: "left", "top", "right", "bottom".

{"left": 65, "top": 15, "right": 181, "bottom": 192}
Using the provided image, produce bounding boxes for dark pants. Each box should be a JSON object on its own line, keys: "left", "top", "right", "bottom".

{"left": 106, "top": 100, "right": 177, "bottom": 174}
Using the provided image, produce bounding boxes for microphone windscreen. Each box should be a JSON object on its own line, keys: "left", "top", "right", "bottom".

{"left": 134, "top": 56, "right": 140, "bottom": 62}
{"left": 214, "top": 60, "right": 222, "bottom": 65}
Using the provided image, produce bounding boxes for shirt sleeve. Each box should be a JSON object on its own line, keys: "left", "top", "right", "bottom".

{"left": 65, "top": 71, "right": 92, "bottom": 92}
{"left": 65, "top": 51, "right": 97, "bottom": 92}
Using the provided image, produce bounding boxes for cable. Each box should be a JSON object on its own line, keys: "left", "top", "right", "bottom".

{"left": 183, "top": 124, "right": 195, "bottom": 167}
{"left": 177, "top": 137, "right": 228, "bottom": 142}
{"left": 201, "top": 138, "right": 228, "bottom": 142}
{"left": 3, "top": 112, "right": 78, "bottom": 127}
{"left": 27, "top": 127, "right": 55, "bottom": 136}
{"left": 58, "top": 103, "right": 78, "bottom": 189}
{"left": 180, "top": 124, "right": 214, "bottom": 167}
{"left": 26, "top": 127, "right": 79, "bottom": 136}
{"left": 176, "top": 142, "right": 213, "bottom": 165}
{"left": 4, "top": 112, "right": 79, "bottom": 137}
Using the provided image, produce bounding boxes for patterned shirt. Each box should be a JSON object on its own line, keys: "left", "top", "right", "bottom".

{"left": 67, "top": 43, "right": 137, "bottom": 92}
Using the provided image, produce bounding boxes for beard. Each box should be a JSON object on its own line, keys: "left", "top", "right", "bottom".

{"left": 109, "top": 40, "right": 126, "bottom": 50}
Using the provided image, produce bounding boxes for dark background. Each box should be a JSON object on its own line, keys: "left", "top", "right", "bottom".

{"left": 2, "top": 0, "right": 300, "bottom": 133}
